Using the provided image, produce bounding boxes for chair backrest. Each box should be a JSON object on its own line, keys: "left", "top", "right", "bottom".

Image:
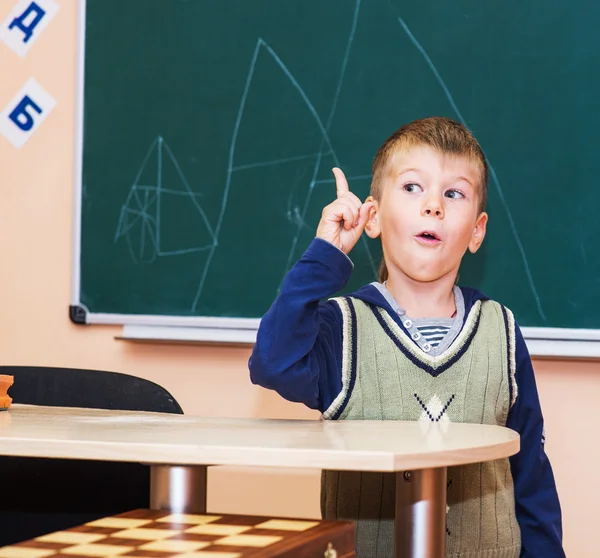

{"left": 0, "top": 366, "right": 183, "bottom": 545}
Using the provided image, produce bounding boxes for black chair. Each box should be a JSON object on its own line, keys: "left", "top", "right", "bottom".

{"left": 0, "top": 366, "right": 183, "bottom": 545}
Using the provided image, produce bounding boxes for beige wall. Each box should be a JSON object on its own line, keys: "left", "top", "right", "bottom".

{"left": 1, "top": 2, "right": 598, "bottom": 555}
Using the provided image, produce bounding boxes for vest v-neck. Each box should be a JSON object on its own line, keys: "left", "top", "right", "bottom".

{"left": 369, "top": 299, "right": 482, "bottom": 377}
{"left": 370, "top": 283, "right": 466, "bottom": 356}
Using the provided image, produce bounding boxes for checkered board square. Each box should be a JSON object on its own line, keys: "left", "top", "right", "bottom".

{"left": 0, "top": 509, "right": 355, "bottom": 558}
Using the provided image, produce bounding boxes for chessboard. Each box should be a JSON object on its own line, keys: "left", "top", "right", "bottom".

{"left": 0, "top": 509, "right": 355, "bottom": 558}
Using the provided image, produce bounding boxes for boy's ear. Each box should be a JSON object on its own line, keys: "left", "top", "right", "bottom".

{"left": 468, "top": 212, "right": 488, "bottom": 253}
{"left": 364, "top": 195, "right": 381, "bottom": 239}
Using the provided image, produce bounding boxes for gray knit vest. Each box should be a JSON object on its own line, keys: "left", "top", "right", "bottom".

{"left": 321, "top": 297, "right": 521, "bottom": 558}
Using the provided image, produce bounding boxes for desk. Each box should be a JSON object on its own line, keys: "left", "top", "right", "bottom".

{"left": 0, "top": 405, "right": 519, "bottom": 558}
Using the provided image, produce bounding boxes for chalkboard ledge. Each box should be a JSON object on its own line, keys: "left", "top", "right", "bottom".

{"left": 115, "top": 325, "right": 600, "bottom": 358}
{"left": 522, "top": 327, "right": 600, "bottom": 359}
{"left": 116, "top": 325, "right": 256, "bottom": 346}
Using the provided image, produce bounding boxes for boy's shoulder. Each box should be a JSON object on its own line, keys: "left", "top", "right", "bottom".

{"left": 458, "top": 288, "right": 526, "bottom": 355}
{"left": 339, "top": 283, "right": 519, "bottom": 329}
{"left": 459, "top": 285, "right": 518, "bottom": 313}
{"left": 327, "top": 281, "right": 519, "bottom": 326}
{"left": 459, "top": 285, "right": 490, "bottom": 308}
{"left": 341, "top": 283, "right": 499, "bottom": 312}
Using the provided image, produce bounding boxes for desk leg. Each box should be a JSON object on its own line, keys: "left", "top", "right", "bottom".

{"left": 395, "top": 467, "right": 447, "bottom": 558}
{"left": 150, "top": 465, "right": 207, "bottom": 513}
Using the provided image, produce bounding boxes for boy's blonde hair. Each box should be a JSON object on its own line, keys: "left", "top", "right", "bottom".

{"left": 371, "top": 116, "right": 488, "bottom": 282}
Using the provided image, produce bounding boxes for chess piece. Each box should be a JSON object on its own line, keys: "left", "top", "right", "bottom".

{"left": 324, "top": 542, "right": 338, "bottom": 558}
{"left": 0, "top": 375, "right": 13, "bottom": 411}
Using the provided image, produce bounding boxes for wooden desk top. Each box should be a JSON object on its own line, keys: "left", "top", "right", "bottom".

{"left": 0, "top": 405, "right": 519, "bottom": 472}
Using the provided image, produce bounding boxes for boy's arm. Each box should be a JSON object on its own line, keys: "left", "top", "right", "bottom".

{"left": 507, "top": 324, "right": 565, "bottom": 557}
{"left": 248, "top": 238, "right": 352, "bottom": 412}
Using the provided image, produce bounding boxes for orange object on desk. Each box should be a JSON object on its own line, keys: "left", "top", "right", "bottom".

{"left": 0, "top": 375, "right": 14, "bottom": 410}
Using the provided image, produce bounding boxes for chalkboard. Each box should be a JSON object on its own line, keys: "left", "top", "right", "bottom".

{"left": 72, "top": 0, "right": 600, "bottom": 338}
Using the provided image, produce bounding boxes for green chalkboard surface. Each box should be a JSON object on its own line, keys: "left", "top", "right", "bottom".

{"left": 73, "top": 0, "right": 600, "bottom": 332}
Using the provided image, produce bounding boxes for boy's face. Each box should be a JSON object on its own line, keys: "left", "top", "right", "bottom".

{"left": 366, "top": 145, "right": 487, "bottom": 284}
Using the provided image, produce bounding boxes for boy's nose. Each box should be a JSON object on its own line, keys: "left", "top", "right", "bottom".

{"left": 422, "top": 198, "right": 444, "bottom": 218}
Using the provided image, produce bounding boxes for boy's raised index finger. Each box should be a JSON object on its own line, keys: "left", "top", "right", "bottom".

{"left": 332, "top": 167, "right": 350, "bottom": 198}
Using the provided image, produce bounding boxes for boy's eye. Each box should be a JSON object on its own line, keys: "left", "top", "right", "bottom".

{"left": 445, "top": 189, "right": 465, "bottom": 199}
{"left": 403, "top": 183, "right": 423, "bottom": 193}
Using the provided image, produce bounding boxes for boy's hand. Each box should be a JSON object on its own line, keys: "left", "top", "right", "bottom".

{"left": 316, "top": 167, "right": 374, "bottom": 255}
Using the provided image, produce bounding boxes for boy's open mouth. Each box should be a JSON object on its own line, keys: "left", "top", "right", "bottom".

{"left": 416, "top": 230, "right": 441, "bottom": 244}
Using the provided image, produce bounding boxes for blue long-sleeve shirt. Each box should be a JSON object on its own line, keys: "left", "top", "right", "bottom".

{"left": 249, "top": 238, "right": 565, "bottom": 557}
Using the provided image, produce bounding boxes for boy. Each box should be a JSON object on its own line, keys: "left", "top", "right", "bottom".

{"left": 249, "top": 117, "right": 564, "bottom": 557}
